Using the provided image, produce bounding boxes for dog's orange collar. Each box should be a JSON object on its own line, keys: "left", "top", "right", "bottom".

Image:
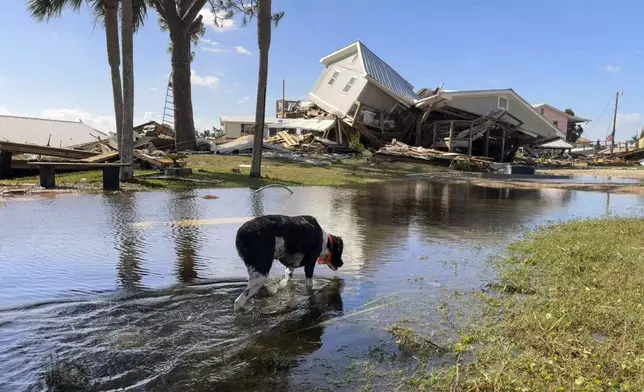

{"left": 317, "top": 235, "right": 333, "bottom": 264}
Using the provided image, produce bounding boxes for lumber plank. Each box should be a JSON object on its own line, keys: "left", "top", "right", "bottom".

{"left": 80, "top": 151, "right": 119, "bottom": 163}
{"left": 133, "top": 150, "right": 173, "bottom": 168}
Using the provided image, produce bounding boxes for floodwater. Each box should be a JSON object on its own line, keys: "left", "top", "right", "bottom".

{"left": 1, "top": 182, "right": 643, "bottom": 391}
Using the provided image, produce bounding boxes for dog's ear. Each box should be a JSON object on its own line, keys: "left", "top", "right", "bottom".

{"left": 332, "top": 235, "right": 344, "bottom": 268}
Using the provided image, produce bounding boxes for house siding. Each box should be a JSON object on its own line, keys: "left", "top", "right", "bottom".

{"left": 223, "top": 122, "right": 243, "bottom": 139}
{"left": 357, "top": 82, "right": 400, "bottom": 112}
{"left": 309, "top": 64, "right": 366, "bottom": 117}
{"left": 448, "top": 96, "right": 501, "bottom": 116}
{"left": 539, "top": 106, "right": 569, "bottom": 133}
{"left": 447, "top": 95, "right": 562, "bottom": 139}
{"left": 333, "top": 52, "right": 364, "bottom": 73}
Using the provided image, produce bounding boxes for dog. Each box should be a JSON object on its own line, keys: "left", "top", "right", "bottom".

{"left": 233, "top": 215, "right": 344, "bottom": 310}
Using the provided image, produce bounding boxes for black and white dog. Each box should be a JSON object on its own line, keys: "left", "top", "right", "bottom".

{"left": 233, "top": 215, "right": 344, "bottom": 310}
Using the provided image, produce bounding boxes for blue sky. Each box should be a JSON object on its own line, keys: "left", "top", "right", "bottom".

{"left": 0, "top": 0, "right": 642, "bottom": 141}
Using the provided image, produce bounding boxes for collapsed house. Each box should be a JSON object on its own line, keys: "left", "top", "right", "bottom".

{"left": 270, "top": 41, "right": 568, "bottom": 163}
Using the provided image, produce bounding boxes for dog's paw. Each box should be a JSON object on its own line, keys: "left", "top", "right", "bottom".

{"left": 233, "top": 297, "right": 246, "bottom": 311}
{"left": 279, "top": 278, "right": 291, "bottom": 288}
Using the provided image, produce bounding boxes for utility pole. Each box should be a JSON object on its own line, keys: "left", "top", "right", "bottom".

{"left": 610, "top": 91, "right": 621, "bottom": 154}
{"left": 281, "top": 79, "right": 286, "bottom": 119}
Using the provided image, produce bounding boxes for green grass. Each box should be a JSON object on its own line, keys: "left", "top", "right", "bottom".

{"left": 427, "top": 218, "right": 644, "bottom": 391}
{"left": 2, "top": 155, "right": 449, "bottom": 190}
{"left": 332, "top": 218, "right": 644, "bottom": 391}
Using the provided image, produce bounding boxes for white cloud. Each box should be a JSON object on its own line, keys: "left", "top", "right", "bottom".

{"left": 224, "top": 88, "right": 234, "bottom": 93}
{"left": 202, "top": 47, "right": 223, "bottom": 53}
{"left": 616, "top": 112, "right": 641, "bottom": 123}
{"left": 605, "top": 65, "right": 621, "bottom": 73}
{"left": 237, "top": 96, "right": 251, "bottom": 103}
{"left": 141, "top": 111, "right": 162, "bottom": 123}
{"left": 235, "top": 46, "right": 252, "bottom": 55}
{"left": 200, "top": 36, "right": 223, "bottom": 52}
{"left": 200, "top": 37, "right": 219, "bottom": 46}
{"left": 0, "top": 107, "right": 10, "bottom": 115}
{"left": 191, "top": 69, "right": 221, "bottom": 89}
{"left": 150, "top": 87, "right": 158, "bottom": 92}
{"left": 215, "top": 71, "right": 225, "bottom": 77}
{"left": 199, "top": 9, "right": 236, "bottom": 32}
{"left": 41, "top": 108, "right": 116, "bottom": 134}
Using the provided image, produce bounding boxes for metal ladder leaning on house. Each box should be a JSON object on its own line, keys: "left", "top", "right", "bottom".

{"left": 162, "top": 72, "right": 176, "bottom": 150}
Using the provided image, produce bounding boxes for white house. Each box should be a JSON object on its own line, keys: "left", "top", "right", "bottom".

{"left": 435, "top": 89, "right": 566, "bottom": 142}
{"left": 219, "top": 115, "right": 337, "bottom": 140}
{"left": 309, "top": 41, "right": 418, "bottom": 119}
{"left": 309, "top": 42, "right": 563, "bottom": 147}
{"left": 219, "top": 115, "right": 279, "bottom": 139}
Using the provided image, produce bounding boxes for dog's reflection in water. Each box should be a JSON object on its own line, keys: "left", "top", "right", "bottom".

{"left": 216, "top": 277, "right": 344, "bottom": 391}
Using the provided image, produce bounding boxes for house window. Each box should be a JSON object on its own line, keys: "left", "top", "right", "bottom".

{"left": 241, "top": 124, "right": 255, "bottom": 134}
{"left": 327, "top": 70, "right": 340, "bottom": 86}
{"left": 343, "top": 77, "right": 357, "bottom": 93}
{"left": 540, "top": 107, "right": 544, "bottom": 115}
{"left": 553, "top": 120, "right": 559, "bottom": 127}
{"left": 497, "top": 96, "right": 509, "bottom": 111}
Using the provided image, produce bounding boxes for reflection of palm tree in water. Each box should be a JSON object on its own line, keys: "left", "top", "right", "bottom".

{"left": 174, "top": 225, "right": 199, "bottom": 283}
{"left": 249, "top": 192, "right": 265, "bottom": 217}
{"left": 104, "top": 194, "right": 144, "bottom": 290}
{"left": 169, "top": 191, "right": 204, "bottom": 284}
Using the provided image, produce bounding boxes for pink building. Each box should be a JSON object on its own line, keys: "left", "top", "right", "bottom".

{"left": 532, "top": 103, "right": 590, "bottom": 137}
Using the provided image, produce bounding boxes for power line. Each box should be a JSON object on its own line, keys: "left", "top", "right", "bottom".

{"left": 589, "top": 96, "right": 615, "bottom": 134}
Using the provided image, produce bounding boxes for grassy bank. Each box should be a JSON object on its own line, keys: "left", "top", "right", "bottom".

{"left": 433, "top": 218, "right": 644, "bottom": 391}
{"left": 338, "top": 218, "right": 644, "bottom": 391}
{"left": 1, "top": 155, "right": 448, "bottom": 191}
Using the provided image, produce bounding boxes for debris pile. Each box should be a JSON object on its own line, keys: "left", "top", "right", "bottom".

{"left": 3, "top": 121, "right": 200, "bottom": 176}
{"left": 217, "top": 131, "right": 358, "bottom": 156}
{"left": 376, "top": 139, "right": 495, "bottom": 171}
{"left": 514, "top": 145, "right": 644, "bottom": 167}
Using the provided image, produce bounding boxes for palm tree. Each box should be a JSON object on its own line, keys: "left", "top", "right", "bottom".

{"left": 148, "top": 0, "right": 208, "bottom": 152}
{"left": 159, "top": 15, "right": 205, "bottom": 63}
{"left": 121, "top": 0, "right": 135, "bottom": 180}
{"left": 211, "top": 0, "right": 284, "bottom": 178}
{"left": 27, "top": 0, "right": 148, "bottom": 156}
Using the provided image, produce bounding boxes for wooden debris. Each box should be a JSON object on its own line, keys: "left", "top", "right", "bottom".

{"left": 377, "top": 139, "right": 495, "bottom": 171}
{"left": 80, "top": 151, "right": 119, "bottom": 163}
{"left": 133, "top": 150, "right": 173, "bottom": 169}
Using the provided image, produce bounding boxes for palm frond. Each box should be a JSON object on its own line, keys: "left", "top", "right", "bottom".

{"left": 132, "top": 0, "right": 149, "bottom": 31}
{"left": 27, "top": 0, "right": 84, "bottom": 21}
{"left": 271, "top": 11, "right": 284, "bottom": 27}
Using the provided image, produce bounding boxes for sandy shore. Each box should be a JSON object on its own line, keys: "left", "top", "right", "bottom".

{"left": 537, "top": 167, "right": 644, "bottom": 179}
{"left": 408, "top": 168, "right": 644, "bottom": 195}
{"left": 469, "top": 178, "right": 644, "bottom": 195}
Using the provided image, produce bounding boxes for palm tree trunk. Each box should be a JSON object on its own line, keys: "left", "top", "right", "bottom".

{"left": 120, "top": 0, "right": 134, "bottom": 181}
{"left": 250, "top": 0, "right": 272, "bottom": 178}
{"left": 103, "top": 0, "right": 123, "bottom": 149}
{"left": 171, "top": 34, "right": 197, "bottom": 152}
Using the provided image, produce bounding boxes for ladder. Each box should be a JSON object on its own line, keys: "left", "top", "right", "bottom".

{"left": 162, "top": 72, "right": 175, "bottom": 150}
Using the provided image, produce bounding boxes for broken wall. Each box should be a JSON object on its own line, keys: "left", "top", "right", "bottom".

{"left": 357, "top": 82, "right": 401, "bottom": 113}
